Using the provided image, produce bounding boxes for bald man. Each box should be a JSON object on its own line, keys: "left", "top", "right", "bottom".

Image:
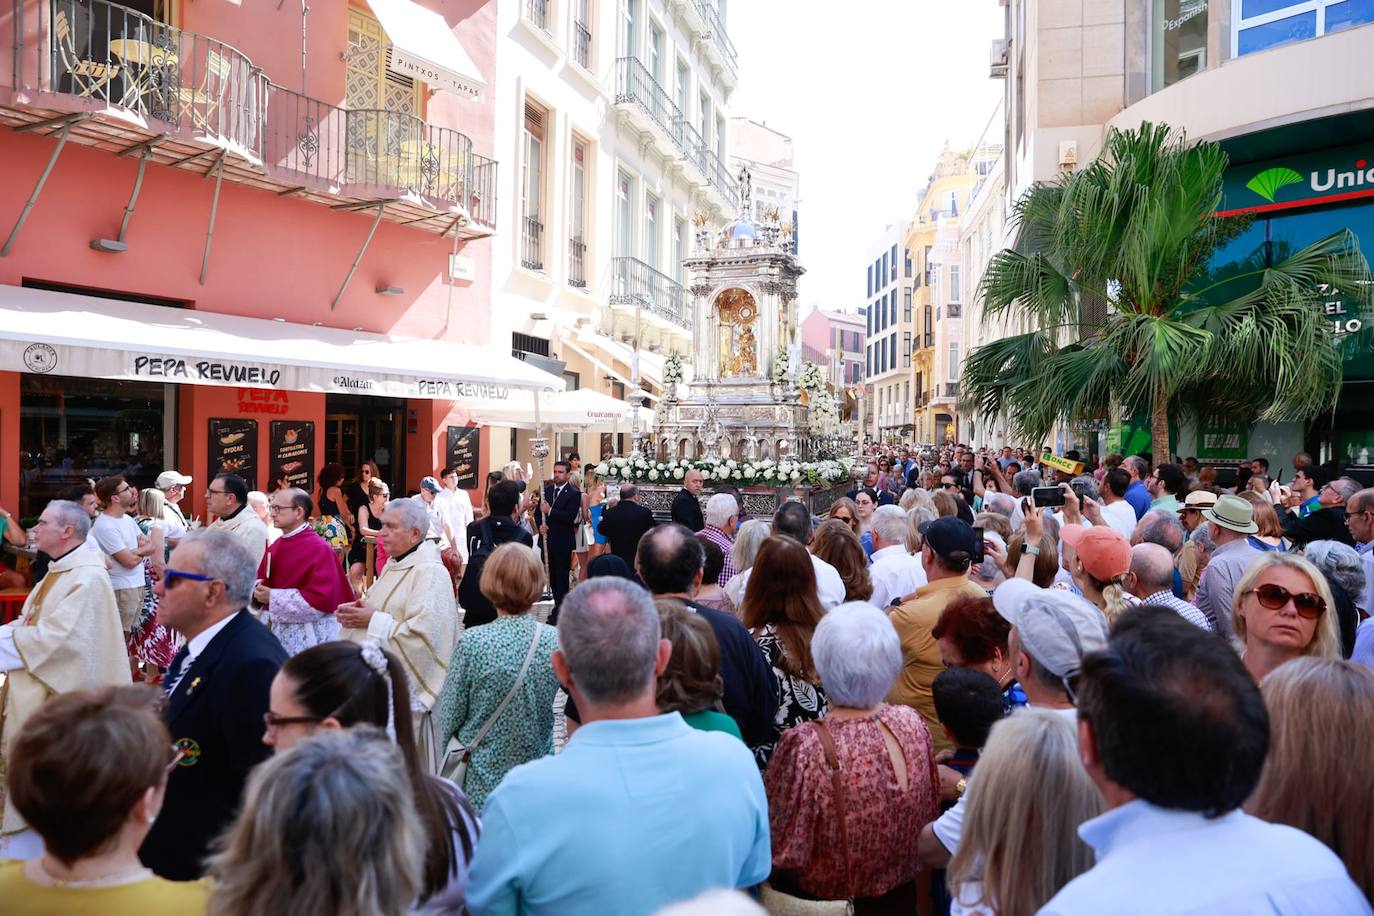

{"left": 1126, "top": 543, "right": 1211, "bottom": 630}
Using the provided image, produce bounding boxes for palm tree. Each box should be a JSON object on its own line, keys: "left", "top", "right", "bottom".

{"left": 961, "top": 122, "right": 1372, "bottom": 454}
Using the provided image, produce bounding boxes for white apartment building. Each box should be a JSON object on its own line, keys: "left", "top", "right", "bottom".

{"left": 490, "top": 0, "right": 740, "bottom": 467}
{"left": 730, "top": 117, "right": 800, "bottom": 258}
{"left": 863, "top": 220, "right": 913, "bottom": 442}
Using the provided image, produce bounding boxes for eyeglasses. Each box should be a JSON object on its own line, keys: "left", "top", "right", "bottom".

{"left": 115, "top": 484, "right": 132, "bottom": 495}
{"left": 206, "top": 488, "right": 227, "bottom": 496}
{"left": 163, "top": 568, "right": 220, "bottom": 589}
{"left": 942, "top": 483, "right": 959, "bottom": 489}
{"left": 263, "top": 711, "right": 322, "bottom": 731}
{"left": 832, "top": 513, "right": 854, "bottom": 524}
{"left": 1245, "top": 583, "right": 1327, "bottom": 620}
{"left": 268, "top": 503, "right": 297, "bottom": 512}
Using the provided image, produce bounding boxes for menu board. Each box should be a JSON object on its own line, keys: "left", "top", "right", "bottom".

{"left": 208, "top": 418, "right": 258, "bottom": 490}
{"left": 445, "top": 426, "right": 481, "bottom": 489}
{"left": 270, "top": 420, "right": 316, "bottom": 492}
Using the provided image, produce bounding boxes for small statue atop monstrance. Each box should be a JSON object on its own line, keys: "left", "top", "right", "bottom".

{"left": 716, "top": 287, "right": 759, "bottom": 378}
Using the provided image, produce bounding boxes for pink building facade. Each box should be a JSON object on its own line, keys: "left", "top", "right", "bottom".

{"left": 800, "top": 307, "right": 864, "bottom": 429}
{"left": 0, "top": 0, "right": 537, "bottom": 519}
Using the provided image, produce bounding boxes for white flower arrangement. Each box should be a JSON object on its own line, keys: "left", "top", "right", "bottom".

{"left": 595, "top": 456, "right": 850, "bottom": 487}
{"left": 798, "top": 360, "right": 825, "bottom": 393}
{"left": 663, "top": 354, "right": 685, "bottom": 387}
{"left": 771, "top": 349, "right": 790, "bottom": 385}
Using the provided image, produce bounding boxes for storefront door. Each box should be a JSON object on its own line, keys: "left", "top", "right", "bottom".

{"left": 325, "top": 395, "right": 406, "bottom": 493}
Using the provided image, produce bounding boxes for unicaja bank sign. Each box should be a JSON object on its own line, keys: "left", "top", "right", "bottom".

{"left": 1218, "top": 142, "right": 1374, "bottom": 216}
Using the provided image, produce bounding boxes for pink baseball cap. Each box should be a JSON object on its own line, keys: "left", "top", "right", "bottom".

{"left": 1060, "top": 524, "right": 1131, "bottom": 582}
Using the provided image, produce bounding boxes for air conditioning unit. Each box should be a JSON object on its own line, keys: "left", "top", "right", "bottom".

{"left": 1058, "top": 140, "right": 1078, "bottom": 169}
{"left": 989, "top": 39, "right": 1009, "bottom": 79}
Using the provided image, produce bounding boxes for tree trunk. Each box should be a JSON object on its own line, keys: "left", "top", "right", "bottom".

{"left": 1151, "top": 386, "right": 1170, "bottom": 462}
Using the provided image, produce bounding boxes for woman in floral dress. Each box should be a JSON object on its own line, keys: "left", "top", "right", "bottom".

{"left": 433, "top": 543, "right": 561, "bottom": 810}
{"left": 741, "top": 535, "right": 829, "bottom": 767}
{"left": 132, "top": 488, "right": 178, "bottom": 678}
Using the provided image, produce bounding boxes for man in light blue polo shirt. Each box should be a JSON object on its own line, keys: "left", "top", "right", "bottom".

{"left": 466, "top": 577, "right": 770, "bottom": 916}
{"left": 1043, "top": 609, "right": 1369, "bottom": 915}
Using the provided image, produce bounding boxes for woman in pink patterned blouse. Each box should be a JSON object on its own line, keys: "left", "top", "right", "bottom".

{"left": 765, "top": 602, "right": 940, "bottom": 913}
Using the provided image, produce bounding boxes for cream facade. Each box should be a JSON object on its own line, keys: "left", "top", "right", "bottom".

{"left": 490, "top": 0, "right": 741, "bottom": 468}
{"left": 730, "top": 117, "right": 800, "bottom": 258}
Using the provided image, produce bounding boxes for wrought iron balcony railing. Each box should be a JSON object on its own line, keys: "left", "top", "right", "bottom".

{"left": 693, "top": 0, "right": 738, "bottom": 77}
{"left": 11, "top": 0, "right": 493, "bottom": 231}
{"left": 937, "top": 382, "right": 959, "bottom": 399}
{"left": 569, "top": 237, "right": 587, "bottom": 288}
{"left": 614, "top": 57, "right": 738, "bottom": 211}
{"left": 521, "top": 216, "right": 544, "bottom": 271}
{"left": 607, "top": 256, "right": 690, "bottom": 330}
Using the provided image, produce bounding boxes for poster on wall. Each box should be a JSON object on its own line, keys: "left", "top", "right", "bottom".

{"left": 445, "top": 426, "right": 481, "bottom": 489}
{"left": 209, "top": 418, "right": 258, "bottom": 491}
{"left": 270, "top": 420, "right": 315, "bottom": 492}
{"left": 1197, "top": 423, "right": 1249, "bottom": 462}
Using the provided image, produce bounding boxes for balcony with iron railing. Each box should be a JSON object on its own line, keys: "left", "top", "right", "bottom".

{"left": 692, "top": 0, "right": 738, "bottom": 83}
{"left": 521, "top": 216, "right": 544, "bottom": 271}
{"left": 934, "top": 382, "right": 959, "bottom": 400}
{"left": 569, "top": 237, "right": 587, "bottom": 288}
{"left": 573, "top": 20, "right": 592, "bottom": 69}
{"left": 613, "top": 57, "right": 737, "bottom": 212}
{"left": 607, "top": 256, "right": 690, "bottom": 331}
{"left": 2, "top": 0, "right": 496, "bottom": 237}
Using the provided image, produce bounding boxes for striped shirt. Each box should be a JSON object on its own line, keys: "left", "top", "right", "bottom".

{"left": 1142, "top": 590, "right": 1213, "bottom": 631}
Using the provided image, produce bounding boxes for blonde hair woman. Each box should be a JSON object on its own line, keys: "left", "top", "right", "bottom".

{"left": 905, "top": 506, "right": 938, "bottom": 553}
{"left": 210, "top": 729, "right": 423, "bottom": 916}
{"left": 947, "top": 709, "right": 1104, "bottom": 916}
{"left": 1061, "top": 524, "right": 1134, "bottom": 624}
{"left": 722, "top": 518, "right": 770, "bottom": 616}
{"left": 1232, "top": 553, "right": 1341, "bottom": 682}
{"left": 582, "top": 468, "right": 609, "bottom": 570}
{"left": 1247, "top": 658, "right": 1374, "bottom": 900}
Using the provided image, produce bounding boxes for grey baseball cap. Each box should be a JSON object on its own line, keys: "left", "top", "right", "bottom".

{"left": 992, "top": 578, "right": 1110, "bottom": 684}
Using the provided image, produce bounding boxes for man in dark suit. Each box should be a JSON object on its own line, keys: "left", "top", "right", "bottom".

{"left": 541, "top": 460, "right": 581, "bottom": 619}
{"left": 596, "top": 484, "right": 657, "bottom": 567}
{"left": 671, "top": 468, "right": 706, "bottom": 531}
{"left": 1282, "top": 475, "right": 1358, "bottom": 547}
{"left": 141, "top": 529, "right": 286, "bottom": 880}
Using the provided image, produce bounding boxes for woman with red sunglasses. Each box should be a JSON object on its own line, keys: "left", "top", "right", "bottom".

{"left": 1232, "top": 553, "right": 1342, "bottom": 682}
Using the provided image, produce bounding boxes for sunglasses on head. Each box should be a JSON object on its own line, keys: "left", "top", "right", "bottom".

{"left": 1246, "top": 583, "right": 1327, "bottom": 619}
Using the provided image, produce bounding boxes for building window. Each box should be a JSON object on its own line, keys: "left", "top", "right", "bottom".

{"left": 1233, "top": 1, "right": 1368, "bottom": 57}
{"left": 716, "top": 113, "right": 726, "bottom": 161}
{"left": 1153, "top": 0, "right": 1208, "bottom": 90}
{"left": 673, "top": 216, "right": 687, "bottom": 285}
{"left": 643, "top": 193, "right": 660, "bottom": 269}
{"left": 890, "top": 244, "right": 898, "bottom": 281}
{"left": 867, "top": 265, "right": 873, "bottom": 298}
{"left": 699, "top": 91, "right": 711, "bottom": 145}
{"left": 573, "top": 0, "right": 592, "bottom": 69}
{"left": 880, "top": 252, "right": 888, "bottom": 286}
{"left": 648, "top": 20, "right": 664, "bottom": 83}
{"left": 615, "top": 169, "right": 633, "bottom": 258}
{"left": 949, "top": 264, "right": 961, "bottom": 302}
{"left": 904, "top": 288, "right": 913, "bottom": 321}
{"left": 905, "top": 249, "right": 912, "bottom": 278}
{"left": 903, "top": 332, "right": 912, "bottom": 367}
{"left": 889, "top": 291, "right": 897, "bottom": 326}
{"left": 569, "top": 138, "right": 588, "bottom": 288}
{"left": 948, "top": 342, "right": 960, "bottom": 381}
{"left": 621, "top": 0, "right": 639, "bottom": 57}
{"left": 676, "top": 59, "right": 690, "bottom": 118}
{"left": 521, "top": 101, "right": 547, "bottom": 271}
{"left": 889, "top": 335, "right": 897, "bottom": 368}
{"left": 525, "top": 0, "right": 550, "bottom": 33}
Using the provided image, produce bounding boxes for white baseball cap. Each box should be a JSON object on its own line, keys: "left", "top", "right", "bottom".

{"left": 155, "top": 470, "right": 192, "bottom": 489}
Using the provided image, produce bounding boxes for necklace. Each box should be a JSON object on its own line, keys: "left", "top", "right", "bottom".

{"left": 29, "top": 857, "right": 153, "bottom": 889}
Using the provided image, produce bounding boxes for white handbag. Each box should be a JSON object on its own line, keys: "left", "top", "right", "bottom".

{"left": 440, "top": 626, "right": 542, "bottom": 788}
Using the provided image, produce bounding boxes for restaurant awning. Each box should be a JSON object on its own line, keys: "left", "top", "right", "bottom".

{"left": 466, "top": 388, "right": 653, "bottom": 433}
{"left": 365, "top": 0, "right": 487, "bottom": 100}
{"left": 0, "top": 284, "right": 562, "bottom": 400}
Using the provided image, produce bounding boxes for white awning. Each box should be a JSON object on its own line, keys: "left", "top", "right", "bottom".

{"left": 365, "top": 0, "right": 486, "bottom": 100}
{"left": 466, "top": 388, "right": 653, "bottom": 432}
{"left": 0, "top": 285, "right": 561, "bottom": 400}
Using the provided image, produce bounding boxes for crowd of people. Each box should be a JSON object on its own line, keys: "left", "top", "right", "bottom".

{"left": 0, "top": 442, "right": 1372, "bottom": 915}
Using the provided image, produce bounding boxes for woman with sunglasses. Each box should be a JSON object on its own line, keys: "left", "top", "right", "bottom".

{"left": 1232, "top": 553, "right": 1342, "bottom": 682}
{"left": 827, "top": 497, "right": 861, "bottom": 536}
{"left": 1, "top": 684, "right": 209, "bottom": 912}
{"left": 853, "top": 488, "right": 879, "bottom": 560}
{"left": 262, "top": 640, "right": 479, "bottom": 913}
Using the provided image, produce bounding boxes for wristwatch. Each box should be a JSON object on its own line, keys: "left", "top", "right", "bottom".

{"left": 955, "top": 778, "right": 967, "bottom": 798}
{"left": 1024, "top": 544, "right": 1041, "bottom": 556}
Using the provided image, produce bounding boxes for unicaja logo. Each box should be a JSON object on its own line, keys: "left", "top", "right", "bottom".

{"left": 1246, "top": 158, "right": 1374, "bottom": 203}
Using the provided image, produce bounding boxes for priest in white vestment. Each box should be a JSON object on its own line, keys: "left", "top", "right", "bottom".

{"left": 337, "top": 498, "right": 460, "bottom": 773}
{"left": 205, "top": 473, "right": 269, "bottom": 570}
{"left": 0, "top": 500, "right": 128, "bottom": 859}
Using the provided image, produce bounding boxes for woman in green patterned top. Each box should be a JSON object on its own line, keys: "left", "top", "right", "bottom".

{"left": 434, "top": 543, "right": 561, "bottom": 810}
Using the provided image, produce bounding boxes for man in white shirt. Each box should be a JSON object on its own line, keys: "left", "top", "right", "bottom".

{"left": 1043, "top": 611, "right": 1368, "bottom": 915}
{"left": 868, "top": 505, "right": 927, "bottom": 609}
{"left": 435, "top": 465, "right": 475, "bottom": 592}
{"left": 91, "top": 475, "right": 155, "bottom": 632}
{"left": 155, "top": 470, "right": 193, "bottom": 547}
{"left": 1097, "top": 467, "right": 1138, "bottom": 539}
{"left": 734, "top": 501, "right": 846, "bottom": 609}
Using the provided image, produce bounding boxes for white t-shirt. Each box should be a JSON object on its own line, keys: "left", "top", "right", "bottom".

{"left": 1099, "top": 500, "right": 1138, "bottom": 539}
{"left": 436, "top": 489, "right": 475, "bottom": 562}
{"left": 162, "top": 502, "right": 189, "bottom": 541}
{"left": 91, "top": 513, "right": 145, "bottom": 589}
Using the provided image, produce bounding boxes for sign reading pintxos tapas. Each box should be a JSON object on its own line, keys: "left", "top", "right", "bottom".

{"left": 445, "top": 426, "right": 481, "bottom": 490}
{"left": 270, "top": 420, "right": 315, "bottom": 493}
{"left": 209, "top": 418, "right": 258, "bottom": 491}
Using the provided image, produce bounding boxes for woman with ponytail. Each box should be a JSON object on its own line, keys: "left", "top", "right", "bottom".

{"left": 257, "top": 640, "right": 479, "bottom": 914}
{"left": 1059, "top": 524, "right": 1135, "bottom": 625}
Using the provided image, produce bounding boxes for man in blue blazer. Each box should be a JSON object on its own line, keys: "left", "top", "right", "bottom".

{"left": 541, "top": 460, "right": 582, "bottom": 621}
{"left": 140, "top": 528, "right": 286, "bottom": 881}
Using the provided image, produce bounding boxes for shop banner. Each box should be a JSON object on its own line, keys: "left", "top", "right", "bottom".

{"left": 209, "top": 418, "right": 258, "bottom": 491}
{"left": 0, "top": 339, "right": 515, "bottom": 402}
{"left": 445, "top": 426, "right": 481, "bottom": 489}
{"left": 1220, "top": 141, "right": 1374, "bottom": 216}
{"left": 270, "top": 420, "right": 315, "bottom": 492}
{"left": 1197, "top": 424, "right": 1249, "bottom": 461}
